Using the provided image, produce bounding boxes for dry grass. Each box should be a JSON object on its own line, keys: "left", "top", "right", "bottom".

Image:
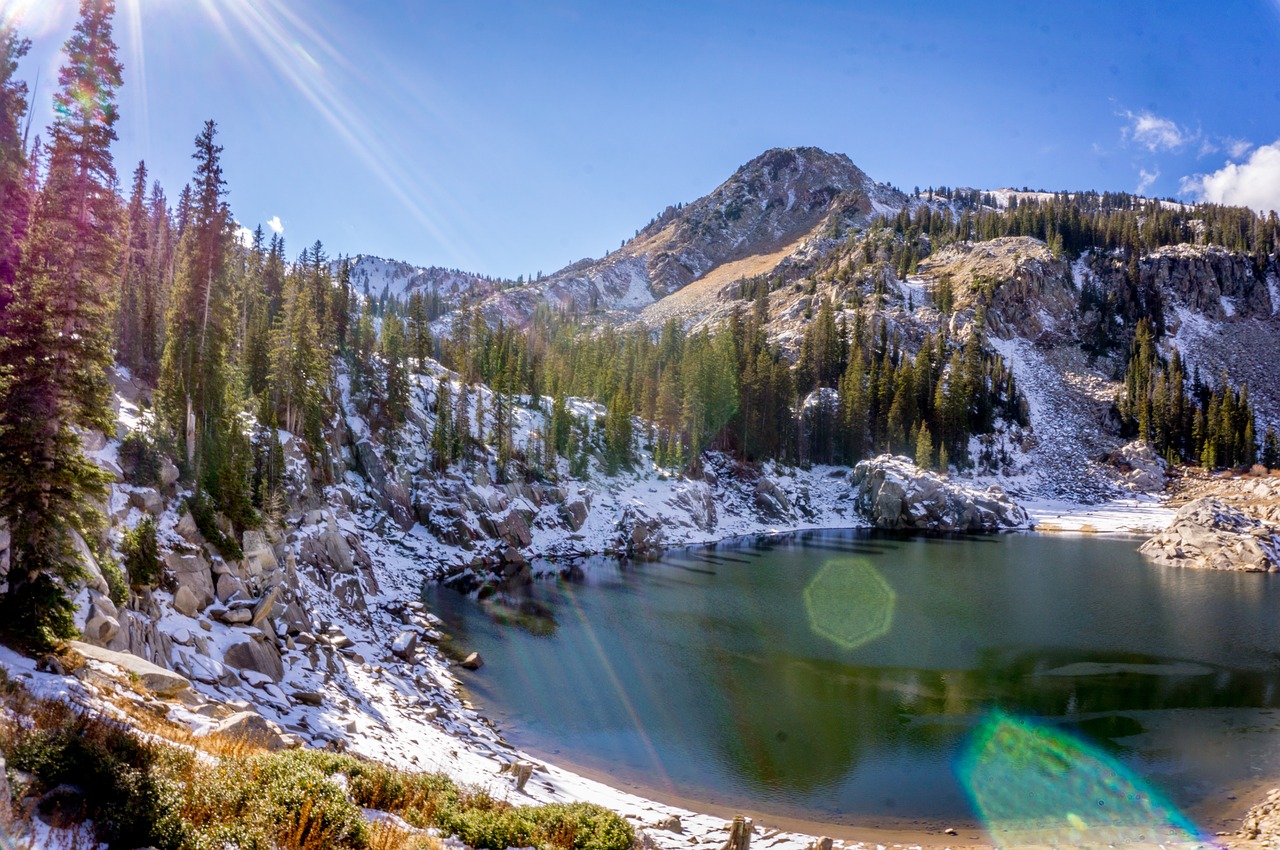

{"left": 0, "top": 668, "right": 633, "bottom": 850}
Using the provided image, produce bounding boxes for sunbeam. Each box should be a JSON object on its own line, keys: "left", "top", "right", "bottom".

{"left": 188, "top": 0, "right": 477, "bottom": 266}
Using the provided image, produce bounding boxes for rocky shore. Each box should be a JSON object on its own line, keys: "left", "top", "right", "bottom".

{"left": 1141, "top": 475, "right": 1280, "bottom": 572}
{"left": 851, "top": 455, "right": 1030, "bottom": 531}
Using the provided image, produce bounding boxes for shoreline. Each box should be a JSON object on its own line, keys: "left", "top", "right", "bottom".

{"left": 431, "top": 498, "right": 1278, "bottom": 850}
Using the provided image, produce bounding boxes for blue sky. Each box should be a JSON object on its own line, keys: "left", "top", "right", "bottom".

{"left": 9, "top": 0, "right": 1280, "bottom": 278}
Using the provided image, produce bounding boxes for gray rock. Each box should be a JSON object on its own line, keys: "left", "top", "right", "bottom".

{"left": 174, "top": 511, "right": 201, "bottom": 542}
{"left": 1141, "top": 497, "right": 1279, "bottom": 572}
{"left": 216, "top": 572, "right": 246, "bottom": 603}
{"left": 280, "top": 601, "right": 311, "bottom": 636}
{"left": 292, "top": 691, "right": 324, "bottom": 706}
{"left": 658, "top": 815, "right": 683, "bottom": 834}
{"left": 212, "top": 605, "right": 253, "bottom": 625}
{"left": 128, "top": 487, "right": 165, "bottom": 515}
{"left": 211, "top": 711, "right": 293, "bottom": 750}
{"left": 69, "top": 640, "right": 190, "bottom": 697}
{"left": 160, "top": 457, "right": 180, "bottom": 488}
{"left": 850, "top": 455, "right": 1028, "bottom": 531}
{"left": 223, "top": 634, "right": 284, "bottom": 681}
{"left": 391, "top": 630, "right": 418, "bottom": 660}
{"left": 83, "top": 605, "right": 121, "bottom": 646}
{"left": 71, "top": 531, "right": 110, "bottom": 596}
{"left": 0, "top": 754, "right": 7, "bottom": 803}
{"left": 173, "top": 585, "right": 201, "bottom": 618}
{"left": 166, "top": 550, "right": 215, "bottom": 609}
{"left": 250, "top": 586, "right": 280, "bottom": 627}
{"left": 460, "top": 652, "right": 483, "bottom": 670}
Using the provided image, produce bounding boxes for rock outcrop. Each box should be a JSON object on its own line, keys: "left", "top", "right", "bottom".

{"left": 69, "top": 640, "right": 191, "bottom": 698}
{"left": 1102, "top": 440, "right": 1167, "bottom": 494}
{"left": 1140, "top": 497, "right": 1280, "bottom": 571}
{"left": 851, "top": 455, "right": 1028, "bottom": 531}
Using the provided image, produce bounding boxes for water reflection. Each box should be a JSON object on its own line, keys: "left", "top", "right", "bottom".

{"left": 428, "top": 530, "right": 1280, "bottom": 824}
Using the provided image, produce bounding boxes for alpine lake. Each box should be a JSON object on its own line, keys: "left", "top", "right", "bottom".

{"left": 426, "top": 529, "right": 1280, "bottom": 835}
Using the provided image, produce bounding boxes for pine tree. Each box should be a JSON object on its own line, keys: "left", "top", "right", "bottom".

{"left": 116, "top": 160, "right": 149, "bottom": 373}
{"left": 915, "top": 423, "right": 935, "bottom": 470}
{"left": 0, "top": 1, "right": 123, "bottom": 648}
{"left": 1262, "top": 424, "right": 1280, "bottom": 470}
{"left": 158, "top": 121, "right": 252, "bottom": 526}
{"left": 0, "top": 25, "right": 30, "bottom": 296}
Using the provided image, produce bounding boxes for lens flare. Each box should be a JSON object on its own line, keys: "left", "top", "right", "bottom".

{"left": 803, "top": 557, "right": 895, "bottom": 650}
{"left": 958, "top": 711, "right": 1215, "bottom": 850}
{"left": 188, "top": 0, "right": 475, "bottom": 264}
{"left": 0, "top": 0, "right": 77, "bottom": 38}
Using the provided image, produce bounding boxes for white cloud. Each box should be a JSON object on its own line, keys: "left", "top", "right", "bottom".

{"left": 266, "top": 215, "right": 285, "bottom": 235}
{"left": 1136, "top": 168, "right": 1160, "bottom": 195}
{"left": 1226, "top": 137, "right": 1254, "bottom": 159}
{"left": 1121, "top": 110, "right": 1196, "bottom": 152}
{"left": 235, "top": 225, "right": 254, "bottom": 248}
{"left": 1180, "top": 140, "right": 1280, "bottom": 214}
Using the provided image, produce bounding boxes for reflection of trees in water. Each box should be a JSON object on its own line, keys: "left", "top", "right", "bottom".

{"left": 698, "top": 643, "right": 1280, "bottom": 796}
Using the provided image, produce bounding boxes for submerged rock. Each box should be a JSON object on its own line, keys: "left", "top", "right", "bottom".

{"left": 850, "top": 455, "right": 1028, "bottom": 531}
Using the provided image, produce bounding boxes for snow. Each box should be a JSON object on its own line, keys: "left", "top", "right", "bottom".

{"left": 1023, "top": 496, "right": 1173, "bottom": 534}
{"left": 1268, "top": 271, "right": 1280, "bottom": 316}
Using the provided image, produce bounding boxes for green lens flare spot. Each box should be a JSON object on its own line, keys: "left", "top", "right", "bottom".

{"left": 803, "top": 558, "right": 895, "bottom": 650}
{"left": 958, "top": 711, "right": 1207, "bottom": 850}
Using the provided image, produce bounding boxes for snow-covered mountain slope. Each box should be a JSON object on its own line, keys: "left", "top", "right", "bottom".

{"left": 342, "top": 254, "right": 506, "bottom": 306}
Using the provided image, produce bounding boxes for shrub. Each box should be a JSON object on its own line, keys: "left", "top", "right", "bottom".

{"left": 186, "top": 491, "right": 244, "bottom": 560}
{"left": 7, "top": 713, "right": 192, "bottom": 848}
{"left": 121, "top": 516, "right": 162, "bottom": 588}
{"left": 120, "top": 430, "right": 164, "bottom": 487}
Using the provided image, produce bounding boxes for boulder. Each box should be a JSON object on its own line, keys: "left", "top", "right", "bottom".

{"left": 128, "top": 487, "right": 165, "bottom": 516}
{"left": 175, "top": 511, "right": 201, "bottom": 542}
{"left": 185, "top": 653, "right": 239, "bottom": 687}
{"left": 83, "top": 595, "right": 122, "bottom": 645}
{"left": 69, "top": 640, "right": 190, "bottom": 698}
{"left": 216, "top": 572, "right": 246, "bottom": 603}
{"left": 223, "top": 634, "right": 284, "bottom": 682}
{"left": 1104, "top": 441, "right": 1168, "bottom": 494}
{"left": 754, "top": 477, "right": 792, "bottom": 519}
{"left": 243, "top": 529, "right": 279, "bottom": 575}
{"left": 212, "top": 605, "right": 253, "bottom": 625}
{"left": 165, "top": 550, "right": 215, "bottom": 609}
{"left": 292, "top": 691, "right": 324, "bottom": 706}
{"left": 36, "top": 783, "right": 86, "bottom": 828}
{"left": 562, "top": 500, "right": 589, "bottom": 532}
{"left": 250, "top": 586, "right": 280, "bottom": 627}
{"left": 850, "top": 455, "right": 1028, "bottom": 531}
{"left": 211, "top": 711, "right": 293, "bottom": 751}
{"left": 71, "top": 531, "right": 110, "bottom": 596}
{"left": 173, "top": 585, "right": 201, "bottom": 618}
{"left": 159, "top": 457, "right": 180, "bottom": 488}
{"left": 460, "top": 652, "right": 484, "bottom": 670}
{"left": 391, "top": 630, "right": 418, "bottom": 660}
{"left": 280, "top": 600, "right": 311, "bottom": 636}
{"left": 82, "top": 610, "right": 121, "bottom": 643}
{"left": 1141, "top": 497, "right": 1279, "bottom": 572}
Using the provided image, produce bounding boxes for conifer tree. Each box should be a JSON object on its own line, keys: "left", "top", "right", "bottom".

{"left": 915, "top": 423, "right": 935, "bottom": 470}
{"left": 157, "top": 121, "right": 257, "bottom": 530}
{"left": 0, "top": 1, "right": 123, "bottom": 648}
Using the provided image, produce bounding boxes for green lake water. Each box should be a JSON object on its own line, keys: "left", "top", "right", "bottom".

{"left": 427, "top": 530, "right": 1280, "bottom": 829}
